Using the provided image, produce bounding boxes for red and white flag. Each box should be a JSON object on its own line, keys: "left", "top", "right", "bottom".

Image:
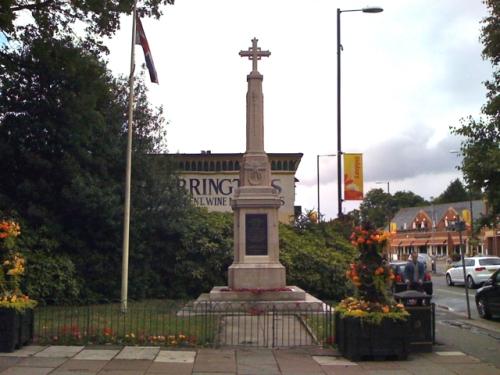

{"left": 136, "top": 16, "right": 159, "bottom": 84}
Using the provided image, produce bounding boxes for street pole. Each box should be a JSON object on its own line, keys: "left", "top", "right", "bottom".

{"left": 336, "top": 6, "right": 383, "bottom": 218}
{"left": 469, "top": 190, "right": 474, "bottom": 255}
{"left": 317, "top": 155, "right": 320, "bottom": 221}
{"left": 336, "top": 8, "right": 342, "bottom": 219}
{"left": 457, "top": 218, "right": 471, "bottom": 319}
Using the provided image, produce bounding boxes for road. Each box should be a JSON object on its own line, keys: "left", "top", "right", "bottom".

{"left": 431, "top": 272, "right": 500, "bottom": 330}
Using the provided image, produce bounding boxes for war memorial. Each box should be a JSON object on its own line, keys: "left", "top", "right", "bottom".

{"left": 189, "top": 40, "right": 327, "bottom": 346}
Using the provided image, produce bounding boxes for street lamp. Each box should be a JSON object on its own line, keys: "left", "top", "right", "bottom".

{"left": 317, "top": 154, "right": 336, "bottom": 222}
{"left": 376, "top": 181, "right": 390, "bottom": 194}
{"left": 337, "top": 6, "right": 383, "bottom": 218}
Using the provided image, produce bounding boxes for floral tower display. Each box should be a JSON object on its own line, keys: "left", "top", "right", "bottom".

{"left": 335, "top": 223, "right": 409, "bottom": 360}
{"left": 0, "top": 220, "right": 37, "bottom": 352}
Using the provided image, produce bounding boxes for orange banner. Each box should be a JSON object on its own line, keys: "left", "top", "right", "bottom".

{"left": 344, "top": 153, "right": 363, "bottom": 200}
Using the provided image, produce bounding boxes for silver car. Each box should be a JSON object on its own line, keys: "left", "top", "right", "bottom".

{"left": 446, "top": 256, "right": 500, "bottom": 288}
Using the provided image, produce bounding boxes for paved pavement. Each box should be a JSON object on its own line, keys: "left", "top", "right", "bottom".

{"left": 1, "top": 344, "right": 499, "bottom": 374}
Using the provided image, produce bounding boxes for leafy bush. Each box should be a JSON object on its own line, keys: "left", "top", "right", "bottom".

{"left": 171, "top": 210, "right": 234, "bottom": 298}
{"left": 22, "top": 251, "right": 80, "bottom": 302}
{"left": 280, "top": 222, "right": 357, "bottom": 301}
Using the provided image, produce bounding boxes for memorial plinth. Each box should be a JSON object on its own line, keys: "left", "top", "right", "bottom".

{"left": 193, "top": 38, "right": 325, "bottom": 310}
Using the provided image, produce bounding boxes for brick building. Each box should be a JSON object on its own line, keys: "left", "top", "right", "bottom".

{"left": 389, "top": 200, "right": 500, "bottom": 260}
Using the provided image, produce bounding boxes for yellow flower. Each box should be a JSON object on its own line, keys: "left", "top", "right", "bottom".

{"left": 350, "top": 309, "right": 367, "bottom": 317}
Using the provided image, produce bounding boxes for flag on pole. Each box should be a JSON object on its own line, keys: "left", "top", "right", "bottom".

{"left": 136, "top": 16, "right": 159, "bottom": 84}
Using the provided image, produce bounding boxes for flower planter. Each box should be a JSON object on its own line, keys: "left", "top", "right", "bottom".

{"left": 18, "top": 308, "right": 34, "bottom": 347}
{"left": 334, "top": 313, "right": 410, "bottom": 361}
{"left": 0, "top": 308, "right": 20, "bottom": 353}
{"left": 0, "top": 308, "right": 34, "bottom": 352}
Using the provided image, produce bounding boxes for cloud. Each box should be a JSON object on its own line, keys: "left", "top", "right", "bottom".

{"left": 299, "top": 128, "right": 462, "bottom": 186}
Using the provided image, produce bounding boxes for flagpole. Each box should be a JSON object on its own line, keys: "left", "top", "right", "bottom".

{"left": 121, "top": 0, "right": 137, "bottom": 314}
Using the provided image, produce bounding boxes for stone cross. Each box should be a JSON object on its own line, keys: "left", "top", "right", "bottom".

{"left": 239, "top": 38, "right": 271, "bottom": 72}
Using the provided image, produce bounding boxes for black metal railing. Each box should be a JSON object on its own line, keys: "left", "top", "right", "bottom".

{"left": 33, "top": 299, "right": 335, "bottom": 348}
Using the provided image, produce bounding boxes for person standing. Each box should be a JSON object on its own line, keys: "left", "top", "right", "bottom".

{"left": 404, "top": 251, "right": 425, "bottom": 291}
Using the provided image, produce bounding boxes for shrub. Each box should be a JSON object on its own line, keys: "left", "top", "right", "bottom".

{"left": 22, "top": 251, "right": 80, "bottom": 302}
{"left": 279, "top": 222, "right": 357, "bottom": 301}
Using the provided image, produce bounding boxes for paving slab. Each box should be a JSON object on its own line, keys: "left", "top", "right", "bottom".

{"left": 237, "top": 348, "right": 277, "bottom": 365}
{"left": 16, "top": 357, "right": 66, "bottom": 367}
{"left": 55, "top": 359, "right": 107, "bottom": 372}
{"left": 0, "top": 346, "right": 47, "bottom": 357}
{"left": 236, "top": 348, "right": 280, "bottom": 375}
{"left": 322, "top": 366, "right": 370, "bottom": 375}
{"left": 34, "top": 345, "right": 84, "bottom": 358}
{"left": 154, "top": 350, "right": 196, "bottom": 363}
{"left": 363, "top": 370, "right": 413, "bottom": 375}
{"left": 102, "top": 359, "right": 152, "bottom": 371}
{"left": 0, "top": 367, "right": 53, "bottom": 375}
{"left": 274, "top": 349, "right": 325, "bottom": 375}
{"left": 97, "top": 370, "right": 146, "bottom": 375}
{"left": 312, "top": 356, "right": 357, "bottom": 366}
{"left": 434, "top": 351, "right": 466, "bottom": 356}
{"left": 0, "top": 357, "right": 22, "bottom": 371}
{"left": 307, "top": 348, "right": 340, "bottom": 356}
{"left": 358, "top": 361, "right": 403, "bottom": 370}
{"left": 441, "top": 363, "right": 500, "bottom": 375}
{"left": 51, "top": 371, "right": 98, "bottom": 375}
{"left": 192, "top": 349, "right": 236, "bottom": 373}
{"left": 115, "top": 346, "right": 160, "bottom": 360}
{"left": 73, "top": 349, "right": 119, "bottom": 361}
{"left": 405, "top": 368, "right": 456, "bottom": 375}
{"left": 427, "top": 353, "right": 481, "bottom": 364}
{"left": 146, "top": 362, "right": 193, "bottom": 374}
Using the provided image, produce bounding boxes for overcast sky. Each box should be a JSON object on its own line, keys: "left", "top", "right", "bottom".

{"left": 106, "top": 0, "right": 493, "bottom": 220}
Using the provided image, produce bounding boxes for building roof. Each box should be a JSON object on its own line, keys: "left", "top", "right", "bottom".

{"left": 157, "top": 152, "right": 303, "bottom": 173}
{"left": 391, "top": 200, "right": 485, "bottom": 229}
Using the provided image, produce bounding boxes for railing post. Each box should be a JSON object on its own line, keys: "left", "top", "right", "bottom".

{"left": 271, "top": 305, "right": 276, "bottom": 348}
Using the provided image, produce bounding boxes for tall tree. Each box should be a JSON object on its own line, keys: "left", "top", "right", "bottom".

{"left": 433, "top": 179, "right": 470, "bottom": 204}
{"left": 357, "top": 189, "right": 427, "bottom": 229}
{"left": 451, "top": 0, "right": 500, "bottom": 225}
{"left": 0, "top": 35, "right": 189, "bottom": 298}
{"left": 0, "top": 0, "right": 174, "bottom": 42}
{"left": 391, "top": 191, "right": 427, "bottom": 210}
{"left": 359, "top": 189, "right": 392, "bottom": 229}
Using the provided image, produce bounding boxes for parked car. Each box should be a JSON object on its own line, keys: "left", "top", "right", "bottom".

{"left": 389, "top": 261, "right": 433, "bottom": 295}
{"left": 475, "top": 269, "right": 500, "bottom": 319}
{"left": 445, "top": 256, "right": 500, "bottom": 288}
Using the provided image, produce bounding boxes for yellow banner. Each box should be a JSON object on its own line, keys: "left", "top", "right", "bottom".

{"left": 462, "top": 209, "right": 471, "bottom": 225}
{"left": 344, "top": 153, "right": 363, "bottom": 200}
{"left": 390, "top": 222, "right": 397, "bottom": 233}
